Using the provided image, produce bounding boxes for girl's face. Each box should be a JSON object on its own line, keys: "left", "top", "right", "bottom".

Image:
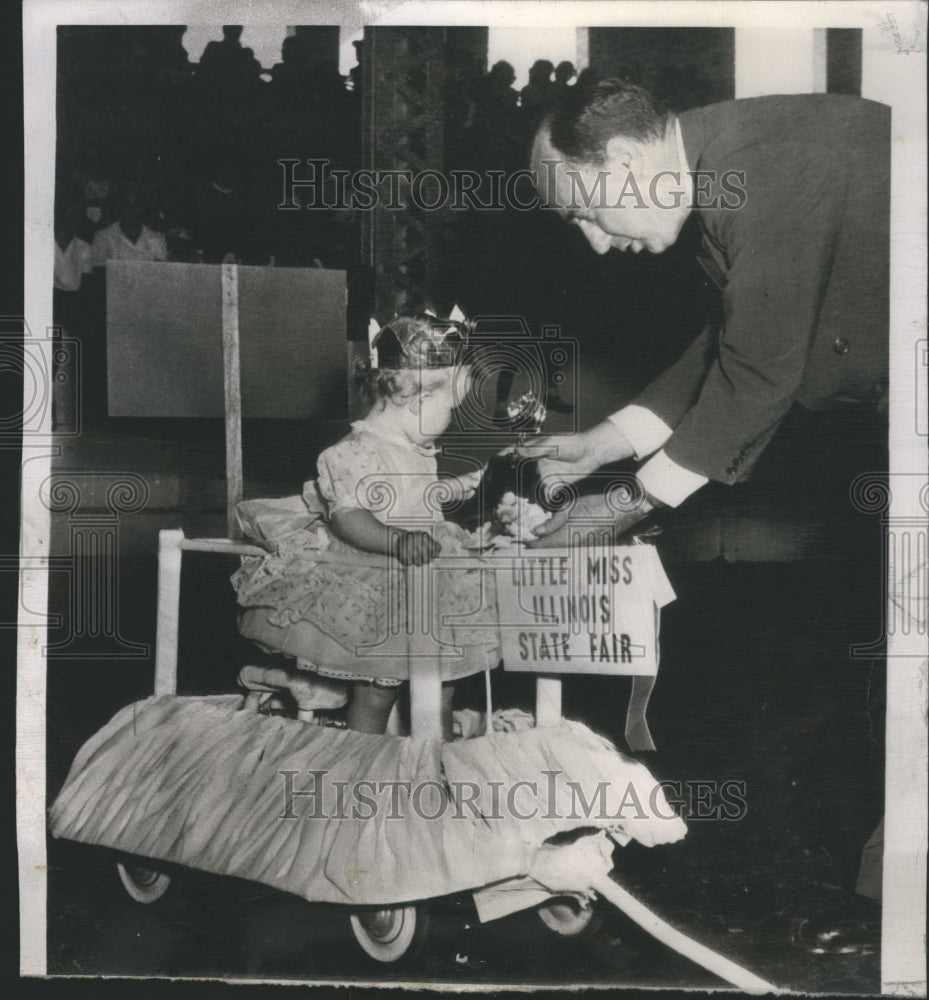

{"left": 411, "top": 365, "right": 472, "bottom": 442}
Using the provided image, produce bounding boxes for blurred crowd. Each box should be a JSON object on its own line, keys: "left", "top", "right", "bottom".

{"left": 55, "top": 31, "right": 599, "bottom": 292}
{"left": 52, "top": 28, "right": 599, "bottom": 423}
{"left": 447, "top": 56, "right": 600, "bottom": 173}
{"left": 55, "top": 26, "right": 362, "bottom": 282}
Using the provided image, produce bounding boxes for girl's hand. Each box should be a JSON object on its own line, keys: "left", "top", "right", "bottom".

{"left": 391, "top": 529, "right": 442, "bottom": 566}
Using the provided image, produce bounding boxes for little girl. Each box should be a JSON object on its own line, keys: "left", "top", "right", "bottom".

{"left": 234, "top": 314, "right": 498, "bottom": 738}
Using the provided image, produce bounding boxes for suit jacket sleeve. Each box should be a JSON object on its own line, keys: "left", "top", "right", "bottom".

{"left": 639, "top": 146, "right": 843, "bottom": 484}
{"left": 634, "top": 321, "right": 718, "bottom": 431}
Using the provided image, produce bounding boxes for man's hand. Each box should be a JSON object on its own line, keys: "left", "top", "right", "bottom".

{"left": 391, "top": 530, "right": 441, "bottom": 566}
{"left": 521, "top": 421, "right": 635, "bottom": 501}
{"left": 527, "top": 493, "right": 653, "bottom": 549}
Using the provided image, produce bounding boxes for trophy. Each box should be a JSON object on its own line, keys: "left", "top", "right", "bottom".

{"left": 474, "top": 392, "right": 555, "bottom": 541}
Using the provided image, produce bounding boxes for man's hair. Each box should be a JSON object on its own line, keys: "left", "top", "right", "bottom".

{"left": 545, "top": 79, "right": 672, "bottom": 164}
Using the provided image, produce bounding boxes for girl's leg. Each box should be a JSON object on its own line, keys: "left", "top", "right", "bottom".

{"left": 347, "top": 681, "right": 399, "bottom": 734}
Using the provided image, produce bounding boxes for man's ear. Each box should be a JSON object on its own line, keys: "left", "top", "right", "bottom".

{"left": 604, "top": 136, "right": 640, "bottom": 173}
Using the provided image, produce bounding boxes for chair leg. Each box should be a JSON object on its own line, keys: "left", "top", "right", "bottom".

{"left": 154, "top": 529, "right": 185, "bottom": 696}
{"left": 536, "top": 675, "right": 562, "bottom": 727}
{"left": 386, "top": 701, "right": 405, "bottom": 736}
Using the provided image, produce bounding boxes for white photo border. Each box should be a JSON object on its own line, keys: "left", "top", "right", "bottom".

{"left": 20, "top": 0, "right": 928, "bottom": 990}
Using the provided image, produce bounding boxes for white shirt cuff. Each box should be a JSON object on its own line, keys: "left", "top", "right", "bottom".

{"left": 608, "top": 405, "right": 673, "bottom": 459}
{"left": 637, "top": 450, "right": 708, "bottom": 508}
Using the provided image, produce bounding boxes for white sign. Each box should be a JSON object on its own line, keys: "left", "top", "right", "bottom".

{"left": 494, "top": 545, "right": 675, "bottom": 676}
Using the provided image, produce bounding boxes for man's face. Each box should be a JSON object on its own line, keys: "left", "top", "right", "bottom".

{"left": 533, "top": 129, "right": 686, "bottom": 256}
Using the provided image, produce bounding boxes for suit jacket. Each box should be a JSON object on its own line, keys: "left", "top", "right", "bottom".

{"left": 636, "top": 95, "right": 890, "bottom": 484}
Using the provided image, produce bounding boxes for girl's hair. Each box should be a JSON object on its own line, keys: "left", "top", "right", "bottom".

{"left": 355, "top": 366, "right": 450, "bottom": 414}
{"left": 355, "top": 313, "right": 469, "bottom": 413}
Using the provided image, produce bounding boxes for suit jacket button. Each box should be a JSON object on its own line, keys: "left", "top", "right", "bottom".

{"left": 834, "top": 337, "right": 850, "bottom": 355}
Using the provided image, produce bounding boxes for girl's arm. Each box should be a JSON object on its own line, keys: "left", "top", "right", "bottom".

{"left": 330, "top": 508, "right": 441, "bottom": 566}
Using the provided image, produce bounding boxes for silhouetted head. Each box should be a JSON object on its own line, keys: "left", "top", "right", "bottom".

{"left": 575, "top": 67, "right": 601, "bottom": 92}
{"left": 489, "top": 60, "right": 516, "bottom": 87}
{"left": 222, "top": 26, "right": 243, "bottom": 43}
{"left": 528, "top": 60, "right": 554, "bottom": 86}
{"left": 280, "top": 36, "right": 300, "bottom": 64}
{"left": 555, "top": 61, "right": 576, "bottom": 84}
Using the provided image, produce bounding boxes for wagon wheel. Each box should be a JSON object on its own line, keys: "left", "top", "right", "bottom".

{"left": 116, "top": 857, "right": 173, "bottom": 904}
{"left": 537, "top": 895, "right": 602, "bottom": 937}
{"left": 349, "top": 903, "right": 430, "bottom": 963}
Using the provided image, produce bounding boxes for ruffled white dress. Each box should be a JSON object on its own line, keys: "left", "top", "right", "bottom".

{"left": 232, "top": 419, "right": 500, "bottom": 685}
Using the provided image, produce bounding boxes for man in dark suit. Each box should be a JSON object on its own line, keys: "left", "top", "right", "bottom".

{"left": 527, "top": 81, "right": 889, "bottom": 544}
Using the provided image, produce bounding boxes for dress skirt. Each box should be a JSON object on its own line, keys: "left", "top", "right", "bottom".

{"left": 232, "top": 517, "right": 501, "bottom": 684}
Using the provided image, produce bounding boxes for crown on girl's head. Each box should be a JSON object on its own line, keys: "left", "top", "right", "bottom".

{"left": 367, "top": 306, "right": 472, "bottom": 370}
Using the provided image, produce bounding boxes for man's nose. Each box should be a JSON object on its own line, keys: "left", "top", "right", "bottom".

{"left": 576, "top": 219, "right": 613, "bottom": 255}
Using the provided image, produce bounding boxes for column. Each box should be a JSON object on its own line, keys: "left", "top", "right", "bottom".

{"left": 734, "top": 28, "right": 827, "bottom": 97}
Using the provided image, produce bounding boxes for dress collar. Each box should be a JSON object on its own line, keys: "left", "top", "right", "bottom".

{"left": 117, "top": 222, "right": 147, "bottom": 247}
{"left": 674, "top": 118, "right": 694, "bottom": 210}
{"left": 351, "top": 419, "right": 438, "bottom": 458}
{"left": 676, "top": 108, "right": 705, "bottom": 177}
